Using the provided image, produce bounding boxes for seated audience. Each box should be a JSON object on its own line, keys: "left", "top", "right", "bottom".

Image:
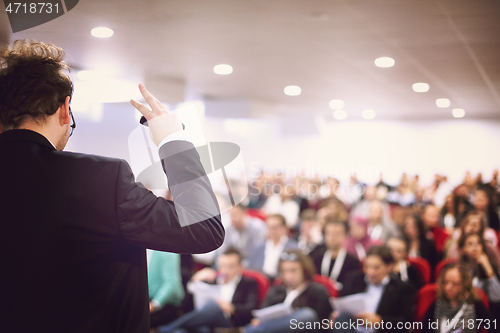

{"left": 446, "top": 211, "right": 500, "bottom": 267}
{"left": 245, "top": 249, "right": 333, "bottom": 333}
{"left": 344, "top": 216, "right": 382, "bottom": 261}
{"left": 262, "top": 189, "right": 300, "bottom": 229}
{"left": 148, "top": 250, "right": 185, "bottom": 329}
{"left": 367, "top": 200, "right": 402, "bottom": 242}
{"left": 157, "top": 248, "right": 259, "bottom": 333}
{"left": 422, "top": 263, "right": 493, "bottom": 333}
{"left": 458, "top": 232, "right": 500, "bottom": 317}
{"left": 247, "top": 214, "right": 298, "bottom": 279}
{"left": 218, "top": 204, "right": 268, "bottom": 260}
{"left": 403, "top": 213, "right": 439, "bottom": 270}
{"left": 422, "top": 204, "right": 450, "bottom": 256}
{"left": 332, "top": 245, "right": 416, "bottom": 333}
{"left": 387, "top": 237, "right": 425, "bottom": 291}
{"left": 473, "top": 189, "right": 500, "bottom": 231}
{"left": 296, "top": 209, "right": 323, "bottom": 255}
{"left": 310, "top": 219, "right": 361, "bottom": 291}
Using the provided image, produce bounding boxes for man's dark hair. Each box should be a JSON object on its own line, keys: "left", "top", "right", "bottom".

{"left": 366, "top": 245, "right": 394, "bottom": 265}
{"left": 323, "top": 218, "right": 347, "bottom": 235}
{"left": 267, "top": 213, "right": 287, "bottom": 227}
{"left": 221, "top": 247, "right": 243, "bottom": 263}
{"left": 0, "top": 39, "right": 73, "bottom": 130}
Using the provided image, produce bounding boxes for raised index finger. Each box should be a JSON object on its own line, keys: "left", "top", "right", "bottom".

{"left": 138, "top": 83, "right": 161, "bottom": 115}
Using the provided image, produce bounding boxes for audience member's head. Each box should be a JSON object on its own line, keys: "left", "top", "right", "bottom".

{"left": 266, "top": 214, "right": 288, "bottom": 243}
{"left": 458, "top": 232, "right": 487, "bottom": 263}
{"left": 387, "top": 237, "right": 408, "bottom": 262}
{"left": 472, "top": 189, "right": 489, "bottom": 212}
{"left": 278, "top": 249, "right": 316, "bottom": 289}
{"left": 348, "top": 216, "right": 369, "bottom": 241}
{"left": 402, "top": 214, "right": 426, "bottom": 243}
{"left": 229, "top": 203, "right": 247, "bottom": 231}
{"left": 217, "top": 247, "right": 243, "bottom": 283}
{"left": 323, "top": 219, "right": 347, "bottom": 251}
{"left": 422, "top": 204, "right": 440, "bottom": 229}
{"left": 436, "top": 263, "right": 476, "bottom": 304}
{"left": 368, "top": 200, "right": 384, "bottom": 225}
{"left": 363, "top": 245, "right": 395, "bottom": 285}
{"left": 460, "top": 211, "right": 485, "bottom": 236}
{"left": 299, "top": 209, "right": 318, "bottom": 238}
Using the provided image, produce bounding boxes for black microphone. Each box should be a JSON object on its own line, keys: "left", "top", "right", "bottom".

{"left": 140, "top": 116, "right": 185, "bottom": 130}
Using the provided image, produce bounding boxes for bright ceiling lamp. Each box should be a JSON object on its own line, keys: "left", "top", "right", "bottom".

{"left": 412, "top": 82, "right": 430, "bottom": 93}
{"left": 436, "top": 98, "right": 451, "bottom": 108}
{"left": 284, "top": 85, "right": 301, "bottom": 96}
{"left": 333, "top": 110, "right": 347, "bottom": 120}
{"left": 374, "top": 57, "right": 395, "bottom": 68}
{"left": 452, "top": 108, "right": 465, "bottom": 118}
{"left": 329, "top": 99, "right": 345, "bottom": 110}
{"left": 213, "top": 64, "right": 233, "bottom": 75}
{"left": 91, "top": 27, "right": 114, "bottom": 38}
{"left": 362, "top": 109, "right": 376, "bottom": 120}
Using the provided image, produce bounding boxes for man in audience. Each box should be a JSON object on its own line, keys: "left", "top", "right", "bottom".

{"left": 296, "top": 209, "right": 323, "bottom": 255}
{"left": 332, "top": 245, "right": 416, "bottom": 333}
{"left": 247, "top": 214, "right": 298, "bottom": 280}
{"left": 218, "top": 204, "right": 267, "bottom": 260}
{"left": 148, "top": 251, "right": 185, "bottom": 329}
{"left": 158, "top": 248, "right": 259, "bottom": 333}
{"left": 422, "top": 204, "right": 449, "bottom": 255}
{"left": 367, "top": 200, "right": 402, "bottom": 242}
{"left": 310, "top": 219, "right": 360, "bottom": 291}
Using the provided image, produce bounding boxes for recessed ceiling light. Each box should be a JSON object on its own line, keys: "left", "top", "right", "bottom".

{"left": 284, "top": 85, "right": 301, "bottom": 96}
{"left": 333, "top": 110, "right": 347, "bottom": 120}
{"left": 329, "top": 99, "right": 345, "bottom": 110}
{"left": 436, "top": 98, "right": 451, "bottom": 108}
{"left": 374, "top": 57, "right": 395, "bottom": 68}
{"left": 362, "top": 109, "right": 376, "bottom": 120}
{"left": 91, "top": 27, "right": 114, "bottom": 38}
{"left": 213, "top": 64, "right": 233, "bottom": 75}
{"left": 412, "top": 82, "right": 430, "bottom": 93}
{"left": 452, "top": 108, "right": 465, "bottom": 118}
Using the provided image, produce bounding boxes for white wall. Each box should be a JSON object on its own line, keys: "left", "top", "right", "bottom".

{"left": 64, "top": 102, "right": 500, "bottom": 189}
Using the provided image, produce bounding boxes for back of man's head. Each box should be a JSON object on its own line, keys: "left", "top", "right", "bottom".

{"left": 0, "top": 39, "right": 73, "bottom": 131}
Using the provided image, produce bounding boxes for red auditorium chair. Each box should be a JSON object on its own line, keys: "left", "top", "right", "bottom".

{"left": 242, "top": 269, "right": 270, "bottom": 305}
{"left": 434, "top": 258, "right": 457, "bottom": 282}
{"left": 408, "top": 256, "right": 431, "bottom": 285}
{"left": 415, "top": 283, "right": 489, "bottom": 333}
{"left": 246, "top": 209, "right": 267, "bottom": 222}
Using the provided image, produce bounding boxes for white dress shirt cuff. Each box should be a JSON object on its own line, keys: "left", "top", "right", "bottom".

{"left": 158, "top": 130, "right": 188, "bottom": 148}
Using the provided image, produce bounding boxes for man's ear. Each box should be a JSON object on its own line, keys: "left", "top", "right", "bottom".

{"left": 58, "top": 96, "right": 71, "bottom": 125}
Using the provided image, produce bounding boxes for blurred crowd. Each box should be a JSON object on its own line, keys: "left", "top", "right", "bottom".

{"left": 147, "top": 170, "right": 500, "bottom": 333}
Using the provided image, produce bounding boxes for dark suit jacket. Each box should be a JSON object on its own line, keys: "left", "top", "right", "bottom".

{"left": 0, "top": 129, "right": 224, "bottom": 333}
{"left": 339, "top": 271, "right": 416, "bottom": 333}
{"left": 230, "top": 276, "right": 260, "bottom": 326}
{"left": 309, "top": 244, "right": 361, "bottom": 288}
{"left": 260, "top": 282, "right": 333, "bottom": 323}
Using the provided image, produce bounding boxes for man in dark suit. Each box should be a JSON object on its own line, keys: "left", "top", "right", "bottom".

{"left": 310, "top": 219, "right": 361, "bottom": 291}
{"left": 332, "top": 245, "right": 416, "bottom": 333}
{"left": 158, "top": 248, "right": 260, "bottom": 332}
{"left": 0, "top": 40, "right": 224, "bottom": 333}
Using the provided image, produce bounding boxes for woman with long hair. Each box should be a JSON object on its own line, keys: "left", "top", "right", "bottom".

{"left": 422, "top": 263, "right": 492, "bottom": 333}
{"left": 402, "top": 213, "right": 439, "bottom": 270}
{"left": 458, "top": 232, "right": 500, "bottom": 316}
